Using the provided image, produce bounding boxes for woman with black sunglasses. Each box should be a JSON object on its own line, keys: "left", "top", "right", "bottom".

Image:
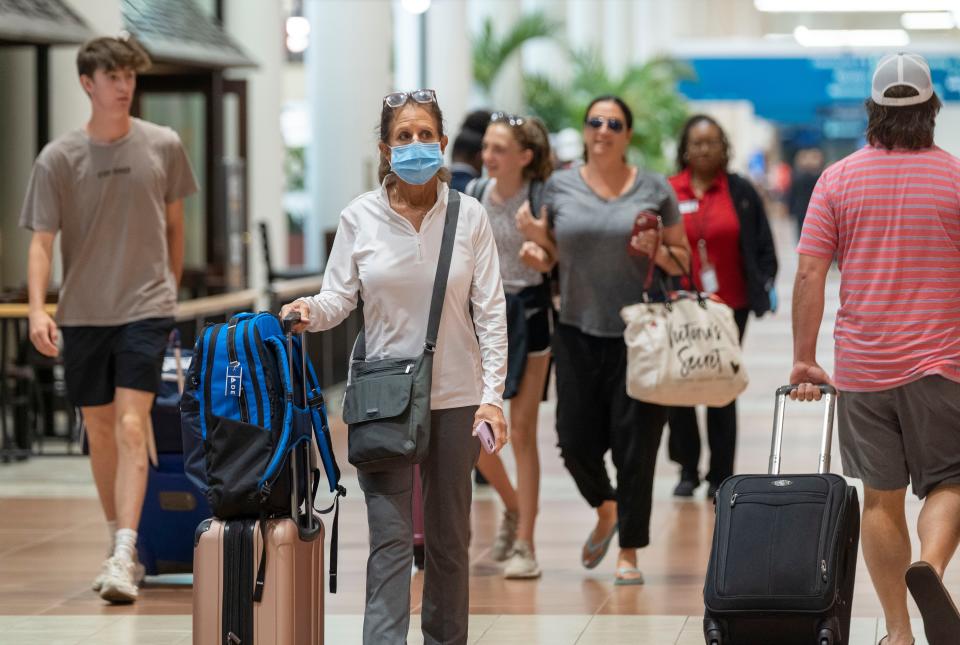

{"left": 281, "top": 89, "right": 508, "bottom": 645}
{"left": 521, "top": 95, "right": 691, "bottom": 585}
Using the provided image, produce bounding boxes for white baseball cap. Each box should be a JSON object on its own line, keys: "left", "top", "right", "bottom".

{"left": 871, "top": 52, "right": 934, "bottom": 107}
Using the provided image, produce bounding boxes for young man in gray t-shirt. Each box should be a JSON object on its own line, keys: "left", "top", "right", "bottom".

{"left": 20, "top": 37, "right": 197, "bottom": 604}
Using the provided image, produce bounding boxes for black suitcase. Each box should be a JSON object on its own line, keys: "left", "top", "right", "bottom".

{"left": 703, "top": 385, "right": 860, "bottom": 645}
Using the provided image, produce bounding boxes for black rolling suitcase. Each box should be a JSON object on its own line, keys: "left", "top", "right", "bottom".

{"left": 703, "top": 385, "right": 860, "bottom": 645}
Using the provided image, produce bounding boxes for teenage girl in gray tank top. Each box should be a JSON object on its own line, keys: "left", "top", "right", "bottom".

{"left": 467, "top": 113, "right": 555, "bottom": 579}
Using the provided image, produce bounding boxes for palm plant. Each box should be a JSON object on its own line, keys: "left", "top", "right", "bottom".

{"left": 472, "top": 11, "right": 561, "bottom": 98}
{"left": 524, "top": 49, "right": 693, "bottom": 172}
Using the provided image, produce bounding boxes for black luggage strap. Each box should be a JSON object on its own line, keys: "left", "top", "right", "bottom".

{"left": 317, "top": 485, "right": 346, "bottom": 593}
{"left": 253, "top": 510, "right": 267, "bottom": 602}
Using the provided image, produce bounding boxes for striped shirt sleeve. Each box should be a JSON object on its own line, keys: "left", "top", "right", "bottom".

{"left": 797, "top": 173, "right": 838, "bottom": 259}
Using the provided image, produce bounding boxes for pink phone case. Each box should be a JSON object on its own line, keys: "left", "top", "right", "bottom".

{"left": 474, "top": 421, "right": 495, "bottom": 454}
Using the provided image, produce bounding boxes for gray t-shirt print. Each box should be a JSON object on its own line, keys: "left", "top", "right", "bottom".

{"left": 20, "top": 118, "right": 198, "bottom": 326}
{"left": 544, "top": 166, "right": 680, "bottom": 338}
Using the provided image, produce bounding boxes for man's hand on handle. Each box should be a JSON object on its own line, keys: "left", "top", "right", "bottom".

{"left": 279, "top": 299, "right": 311, "bottom": 334}
{"left": 789, "top": 361, "right": 835, "bottom": 401}
{"left": 474, "top": 403, "right": 508, "bottom": 454}
{"left": 29, "top": 309, "right": 59, "bottom": 358}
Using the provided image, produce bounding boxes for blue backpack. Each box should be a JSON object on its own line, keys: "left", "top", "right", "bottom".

{"left": 180, "top": 312, "right": 345, "bottom": 591}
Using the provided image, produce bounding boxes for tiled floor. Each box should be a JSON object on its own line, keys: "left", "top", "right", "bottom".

{"left": 0, "top": 614, "right": 942, "bottom": 644}
{"left": 0, "top": 216, "right": 954, "bottom": 643}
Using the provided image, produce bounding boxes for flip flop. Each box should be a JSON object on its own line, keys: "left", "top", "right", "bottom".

{"left": 905, "top": 560, "right": 960, "bottom": 645}
{"left": 581, "top": 522, "right": 618, "bottom": 570}
{"left": 614, "top": 566, "right": 644, "bottom": 586}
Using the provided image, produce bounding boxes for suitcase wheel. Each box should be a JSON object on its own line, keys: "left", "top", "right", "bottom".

{"left": 413, "top": 544, "right": 425, "bottom": 570}
{"left": 818, "top": 628, "right": 835, "bottom": 645}
{"left": 703, "top": 617, "right": 723, "bottom": 645}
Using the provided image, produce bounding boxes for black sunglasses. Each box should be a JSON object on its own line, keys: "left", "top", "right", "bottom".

{"left": 585, "top": 116, "right": 625, "bottom": 133}
{"left": 490, "top": 112, "right": 525, "bottom": 127}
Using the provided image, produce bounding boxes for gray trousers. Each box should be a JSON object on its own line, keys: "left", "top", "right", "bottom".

{"left": 358, "top": 406, "right": 480, "bottom": 645}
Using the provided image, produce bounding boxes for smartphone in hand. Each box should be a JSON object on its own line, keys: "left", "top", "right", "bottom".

{"left": 628, "top": 210, "right": 662, "bottom": 258}
{"left": 474, "top": 421, "right": 496, "bottom": 454}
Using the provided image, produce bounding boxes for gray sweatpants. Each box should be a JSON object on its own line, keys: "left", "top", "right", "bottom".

{"left": 358, "top": 406, "right": 480, "bottom": 645}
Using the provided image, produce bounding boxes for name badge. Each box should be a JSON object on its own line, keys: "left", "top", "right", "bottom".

{"left": 679, "top": 200, "right": 699, "bottom": 215}
{"left": 226, "top": 362, "right": 243, "bottom": 398}
{"left": 700, "top": 267, "right": 719, "bottom": 294}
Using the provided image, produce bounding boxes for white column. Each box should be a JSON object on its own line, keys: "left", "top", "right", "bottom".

{"left": 305, "top": 0, "right": 392, "bottom": 269}
{"left": 633, "top": 0, "right": 671, "bottom": 64}
{"left": 426, "top": 0, "right": 470, "bottom": 155}
{"left": 567, "top": 0, "right": 602, "bottom": 54}
{"left": 225, "top": 0, "right": 285, "bottom": 296}
{"left": 393, "top": 0, "right": 423, "bottom": 90}
{"left": 521, "top": 0, "right": 569, "bottom": 85}
{"left": 602, "top": 0, "right": 631, "bottom": 78}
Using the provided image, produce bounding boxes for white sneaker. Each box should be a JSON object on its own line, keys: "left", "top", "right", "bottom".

{"left": 99, "top": 556, "right": 142, "bottom": 604}
{"left": 490, "top": 510, "right": 518, "bottom": 562}
{"left": 93, "top": 556, "right": 145, "bottom": 592}
{"left": 504, "top": 540, "right": 541, "bottom": 579}
{"left": 91, "top": 559, "right": 109, "bottom": 592}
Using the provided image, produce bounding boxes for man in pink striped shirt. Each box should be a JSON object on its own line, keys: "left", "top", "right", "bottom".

{"left": 792, "top": 53, "right": 960, "bottom": 645}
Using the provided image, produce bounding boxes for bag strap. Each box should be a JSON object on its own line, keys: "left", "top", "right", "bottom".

{"left": 354, "top": 189, "right": 462, "bottom": 359}
{"left": 641, "top": 216, "right": 664, "bottom": 293}
{"left": 465, "top": 177, "right": 490, "bottom": 201}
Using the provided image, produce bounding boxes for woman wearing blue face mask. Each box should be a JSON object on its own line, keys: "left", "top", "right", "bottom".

{"left": 281, "top": 89, "right": 508, "bottom": 645}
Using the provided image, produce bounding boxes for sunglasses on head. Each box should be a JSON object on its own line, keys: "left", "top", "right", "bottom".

{"left": 585, "top": 116, "right": 625, "bottom": 133}
{"left": 490, "top": 112, "right": 525, "bottom": 127}
{"left": 383, "top": 88, "right": 437, "bottom": 109}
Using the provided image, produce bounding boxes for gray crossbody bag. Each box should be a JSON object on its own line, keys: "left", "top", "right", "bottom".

{"left": 341, "top": 190, "right": 461, "bottom": 471}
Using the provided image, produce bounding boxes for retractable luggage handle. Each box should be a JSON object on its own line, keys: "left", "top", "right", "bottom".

{"left": 283, "top": 313, "right": 319, "bottom": 540}
{"left": 769, "top": 384, "right": 837, "bottom": 476}
{"left": 170, "top": 329, "right": 184, "bottom": 395}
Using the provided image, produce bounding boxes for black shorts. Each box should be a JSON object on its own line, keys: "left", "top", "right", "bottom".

{"left": 504, "top": 285, "right": 554, "bottom": 399}
{"left": 525, "top": 306, "right": 553, "bottom": 354}
{"left": 61, "top": 317, "right": 174, "bottom": 407}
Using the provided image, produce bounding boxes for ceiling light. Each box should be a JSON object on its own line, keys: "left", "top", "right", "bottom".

{"left": 901, "top": 11, "right": 956, "bottom": 29}
{"left": 285, "top": 16, "right": 310, "bottom": 54}
{"left": 757, "top": 0, "right": 957, "bottom": 12}
{"left": 400, "top": 0, "right": 431, "bottom": 14}
{"left": 793, "top": 26, "right": 911, "bottom": 47}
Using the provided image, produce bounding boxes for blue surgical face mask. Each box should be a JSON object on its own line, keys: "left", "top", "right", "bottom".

{"left": 390, "top": 141, "right": 443, "bottom": 185}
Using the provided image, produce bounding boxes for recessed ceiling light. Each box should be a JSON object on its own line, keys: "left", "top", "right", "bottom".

{"left": 901, "top": 11, "right": 956, "bottom": 29}
{"left": 400, "top": 0, "right": 431, "bottom": 14}
{"left": 757, "top": 0, "right": 956, "bottom": 12}
{"left": 793, "top": 26, "right": 911, "bottom": 47}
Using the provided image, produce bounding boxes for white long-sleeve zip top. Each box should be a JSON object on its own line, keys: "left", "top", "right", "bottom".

{"left": 300, "top": 179, "right": 508, "bottom": 409}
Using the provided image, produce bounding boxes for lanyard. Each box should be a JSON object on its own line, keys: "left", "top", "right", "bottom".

{"left": 692, "top": 194, "right": 711, "bottom": 267}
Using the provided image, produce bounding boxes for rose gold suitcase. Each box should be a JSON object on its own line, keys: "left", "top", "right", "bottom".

{"left": 192, "top": 508, "right": 325, "bottom": 645}
{"left": 192, "top": 319, "right": 334, "bottom": 645}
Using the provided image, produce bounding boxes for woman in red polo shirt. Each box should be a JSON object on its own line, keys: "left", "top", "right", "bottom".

{"left": 667, "top": 114, "right": 778, "bottom": 500}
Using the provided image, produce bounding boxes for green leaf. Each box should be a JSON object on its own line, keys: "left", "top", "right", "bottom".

{"left": 523, "top": 49, "right": 690, "bottom": 172}
{"left": 472, "top": 11, "right": 561, "bottom": 93}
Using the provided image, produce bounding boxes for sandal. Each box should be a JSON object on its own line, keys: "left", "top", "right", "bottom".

{"left": 905, "top": 561, "right": 960, "bottom": 645}
{"left": 581, "top": 522, "right": 617, "bottom": 570}
{"left": 614, "top": 566, "right": 644, "bottom": 586}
